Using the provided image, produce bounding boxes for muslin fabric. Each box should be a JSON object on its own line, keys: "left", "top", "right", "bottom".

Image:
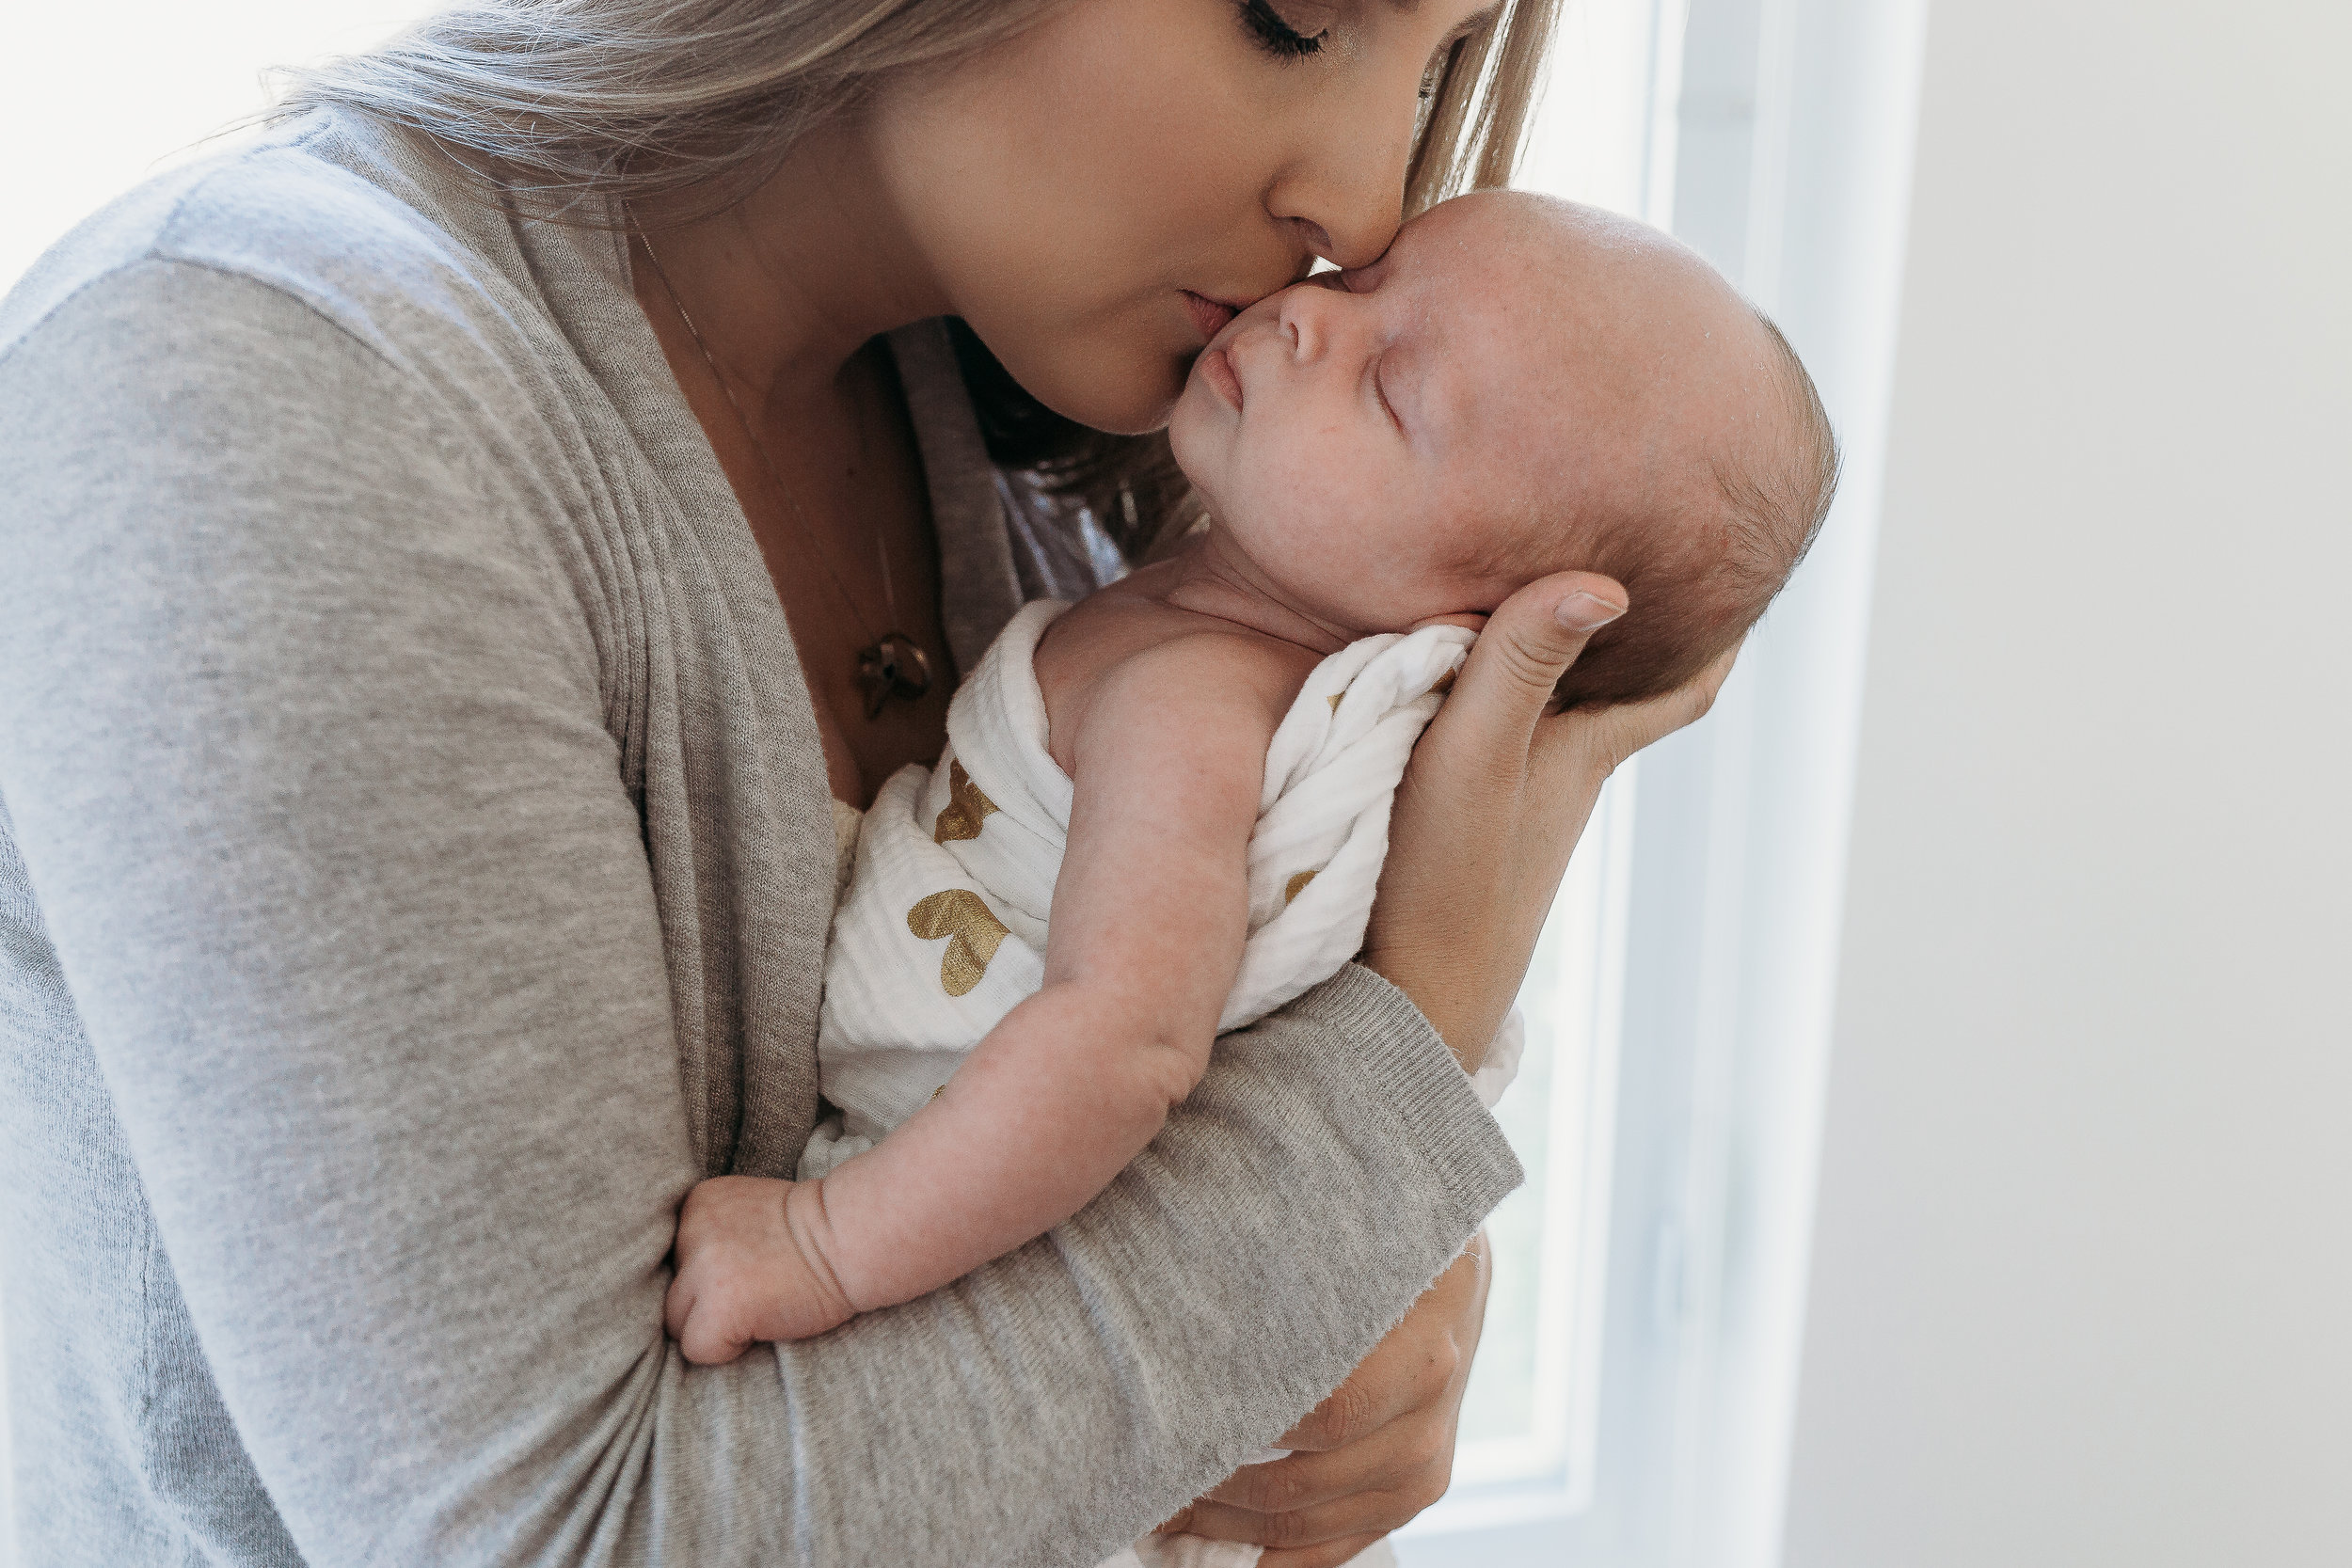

{"left": 803, "top": 602, "right": 1481, "bottom": 1172}
{"left": 801, "top": 604, "right": 1518, "bottom": 1568}
{"left": 1111, "top": 1528, "right": 1403, "bottom": 1568}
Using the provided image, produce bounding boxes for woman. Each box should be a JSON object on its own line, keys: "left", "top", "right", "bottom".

{"left": 0, "top": 0, "right": 1726, "bottom": 1563}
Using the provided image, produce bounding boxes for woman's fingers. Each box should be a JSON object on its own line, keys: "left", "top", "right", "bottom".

{"left": 1275, "top": 1239, "right": 1479, "bottom": 1455}
{"left": 1257, "top": 1532, "right": 1393, "bottom": 1568}
{"left": 1197, "top": 1404, "right": 1447, "bottom": 1516}
{"left": 1173, "top": 1480, "right": 1429, "bottom": 1554}
{"left": 1158, "top": 1241, "right": 1486, "bottom": 1555}
{"left": 1538, "top": 635, "right": 1743, "bottom": 780}
{"left": 1274, "top": 1329, "right": 1458, "bottom": 1456}
{"left": 1427, "top": 571, "right": 1626, "bottom": 771}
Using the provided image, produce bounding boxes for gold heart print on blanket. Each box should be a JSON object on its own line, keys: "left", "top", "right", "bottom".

{"left": 907, "top": 890, "right": 1011, "bottom": 997}
{"left": 932, "top": 759, "right": 998, "bottom": 844}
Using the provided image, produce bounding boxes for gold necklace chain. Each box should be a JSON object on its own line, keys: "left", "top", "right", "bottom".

{"left": 637, "top": 232, "right": 932, "bottom": 720}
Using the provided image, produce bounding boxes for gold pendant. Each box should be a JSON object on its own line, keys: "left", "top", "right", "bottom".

{"left": 858, "top": 632, "right": 933, "bottom": 719}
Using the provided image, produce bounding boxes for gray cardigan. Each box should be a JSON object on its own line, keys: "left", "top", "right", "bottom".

{"left": 0, "top": 110, "right": 1519, "bottom": 1568}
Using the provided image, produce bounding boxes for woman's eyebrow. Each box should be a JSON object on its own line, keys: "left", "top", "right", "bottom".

{"left": 1389, "top": 0, "right": 1504, "bottom": 46}
{"left": 1450, "top": 5, "right": 1505, "bottom": 44}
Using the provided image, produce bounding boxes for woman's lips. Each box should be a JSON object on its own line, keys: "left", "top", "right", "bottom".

{"left": 1182, "top": 290, "right": 1242, "bottom": 343}
{"left": 1198, "top": 345, "right": 1244, "bottom": 412}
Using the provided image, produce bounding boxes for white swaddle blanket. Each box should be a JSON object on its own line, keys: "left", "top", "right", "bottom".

{"left": 804, "top": 598, "right": 1513, "bottom": 1178}
{"left": 804, "top": 598, "right": 1521, "bottom": 1568}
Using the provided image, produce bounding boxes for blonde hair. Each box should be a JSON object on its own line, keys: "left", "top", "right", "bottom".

{"left": 281, "top": 0, "right": 1565, "bottom": 550}
{"left": 278, "top": 1, "right": 1072, "bottom": 216}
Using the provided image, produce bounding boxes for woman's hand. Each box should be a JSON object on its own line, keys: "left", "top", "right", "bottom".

{"left": 1155, "top": 1233, "right": 1492, "bottom": 1568}
{"left": 1368, "top": 572, "right": 1738, "bottom": 1066}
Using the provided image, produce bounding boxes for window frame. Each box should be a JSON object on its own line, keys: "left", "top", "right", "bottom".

{"left": 1401, "top": 0, "right": 1930, "bottom": 1560}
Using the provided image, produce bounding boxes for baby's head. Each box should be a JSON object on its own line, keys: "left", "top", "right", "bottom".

{"left": 1168, "top": 190, "right": 1837, "bottom": 706}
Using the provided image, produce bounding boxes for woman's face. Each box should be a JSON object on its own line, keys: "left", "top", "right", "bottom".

{"left": 864, "top": 0, "right": 1497, "bottom": 435}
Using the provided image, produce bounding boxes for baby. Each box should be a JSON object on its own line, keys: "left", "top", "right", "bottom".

{"left": 663, "top": 190, "right": 1836, "bottom": 1360}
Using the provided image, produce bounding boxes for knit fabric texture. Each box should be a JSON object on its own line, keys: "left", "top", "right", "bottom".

{"left": 0, "top": 110, "right": 1520, "bottom": 1568}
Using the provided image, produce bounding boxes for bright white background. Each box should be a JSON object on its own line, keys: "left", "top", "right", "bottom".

{"left": 1780, "top": 0, "right": 2352, "bottom": 1563}
{"left": 2, "top": 2, "right": 431, "bottom": 291}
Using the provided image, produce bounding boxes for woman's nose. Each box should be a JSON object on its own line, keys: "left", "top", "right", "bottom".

{"left": 1264, "top": 78, "right": 1420, "bottom": 270}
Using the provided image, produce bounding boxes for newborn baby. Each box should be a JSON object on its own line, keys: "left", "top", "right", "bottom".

{"left": 664, "top": 191, "right": 1836, "bottom": 1362}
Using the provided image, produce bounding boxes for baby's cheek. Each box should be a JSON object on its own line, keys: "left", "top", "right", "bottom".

{"left": 1166, "top": 383, "right": 1222, "bottom": 480}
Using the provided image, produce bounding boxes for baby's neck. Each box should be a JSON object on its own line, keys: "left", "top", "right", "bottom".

{"left": 1149, "top": 527, "right": 1358, "bottom": 658}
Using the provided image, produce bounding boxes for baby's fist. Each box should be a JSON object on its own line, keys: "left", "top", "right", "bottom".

{"left": 664, "top": 1175, "right": 859, "bottom": 1362}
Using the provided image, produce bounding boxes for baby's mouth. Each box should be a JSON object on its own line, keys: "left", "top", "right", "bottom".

{"left": 1197, "top": 344, "right": 1244, "bottom": 412}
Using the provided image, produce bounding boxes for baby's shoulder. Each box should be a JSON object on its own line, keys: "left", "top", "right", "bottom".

{"left": 1037, "top": 593, "right": 1316, "bottom": 772}
{"left": 1048, "top": 593, "right": 1311, "bottom": 699}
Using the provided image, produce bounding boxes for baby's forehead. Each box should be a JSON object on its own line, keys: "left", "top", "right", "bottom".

{"left": 1405, "top": 198, "right": 1757, "bottom": 409}
{"left": 1388, "top": 192, "right": 1702, "bottom": 325}
{"left": 1388, "top": 194, "right": 1603, "bottom": 294}
{"left": 1386, "top": 233, "right": 1609, "bottom": 430}
{"left": 1380, "top": 209, "right": 1613, "bottom": 372}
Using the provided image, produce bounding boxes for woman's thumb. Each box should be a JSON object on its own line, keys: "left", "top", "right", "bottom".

{"left": 1445, "top": 572, "right": 1627, "bottom": 749}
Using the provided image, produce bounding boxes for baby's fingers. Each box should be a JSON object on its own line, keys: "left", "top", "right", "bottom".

{"left": 1430, "top": 573, "right": 1626, "bottom": 775}
{"left": 671, "top": 1284, "right": 755, "bottom": 1366}
{"left": 663, "top": 1272, "right": 695, "bottom": 1346}
{"left": 665, "top": 1255, "right": 756, "bottom": 1365}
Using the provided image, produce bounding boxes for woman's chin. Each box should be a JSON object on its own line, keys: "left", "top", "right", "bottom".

{"left": 1057, "top": 379, "right": 1184, "bottom": 438}
{"left": 1003, "top": 343, "right": 1186, "bottom": 437}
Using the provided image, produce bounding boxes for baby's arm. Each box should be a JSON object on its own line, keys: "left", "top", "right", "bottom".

{"left": 665, "top": 634, "right": 1295, "bottom": 1361}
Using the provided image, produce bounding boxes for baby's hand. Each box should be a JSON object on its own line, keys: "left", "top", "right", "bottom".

{"left": 663, "top": 1175, "right": 859, "bottom": 1362}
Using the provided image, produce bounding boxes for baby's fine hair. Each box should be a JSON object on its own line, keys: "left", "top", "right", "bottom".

{"left": 1551, "top": 309, "right": 1839, "bottom": 710}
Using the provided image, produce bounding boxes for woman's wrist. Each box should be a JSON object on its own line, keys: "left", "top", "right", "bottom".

{"left": 1359, "top": 955, "right": 1499, "bottom": 1074}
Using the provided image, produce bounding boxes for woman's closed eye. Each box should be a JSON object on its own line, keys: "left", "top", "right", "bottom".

{"left": 1237, "top": 0, "right": 1329, "bottom": 59}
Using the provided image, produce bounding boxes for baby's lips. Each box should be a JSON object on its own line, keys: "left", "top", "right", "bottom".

{"left": 1197, "top": 345, "right": 1245, "bottom": 412}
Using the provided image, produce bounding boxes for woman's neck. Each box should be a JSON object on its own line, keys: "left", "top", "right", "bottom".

{"left": 633, "top": 117, "right": 948, "bottom": 414}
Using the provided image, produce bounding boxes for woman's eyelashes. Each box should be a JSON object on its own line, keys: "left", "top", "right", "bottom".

{"left": 1238, "top": 0, "right": 1328, "bottom": 59}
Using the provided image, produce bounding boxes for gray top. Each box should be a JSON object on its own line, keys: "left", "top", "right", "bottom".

{"left": 0, "top": 110, "right": 1519, "bottom": 1568}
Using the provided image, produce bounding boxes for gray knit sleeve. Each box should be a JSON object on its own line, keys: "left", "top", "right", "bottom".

{"left": 0, "top": 260, "right": 1519, "bottom": 1568}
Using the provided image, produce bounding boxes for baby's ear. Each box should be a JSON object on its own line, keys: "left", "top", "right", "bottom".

{"left": 1406, "top": 611, "right": 1490, "bottom": 634}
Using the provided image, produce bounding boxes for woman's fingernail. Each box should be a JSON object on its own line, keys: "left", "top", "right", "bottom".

{"left": 1555, "top": 591, "right": 1627, "bottom": 631}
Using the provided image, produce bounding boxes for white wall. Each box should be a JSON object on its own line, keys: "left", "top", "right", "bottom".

{"left": 0, "top": 2, "right": 430, "bottom": 292}
{"left": 1782, "top": 2, "right": 2352, "bottom": 1564}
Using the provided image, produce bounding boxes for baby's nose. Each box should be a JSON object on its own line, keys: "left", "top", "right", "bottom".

{"left": 1277, "top": 282, "right": 1348, "bottom": 359}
